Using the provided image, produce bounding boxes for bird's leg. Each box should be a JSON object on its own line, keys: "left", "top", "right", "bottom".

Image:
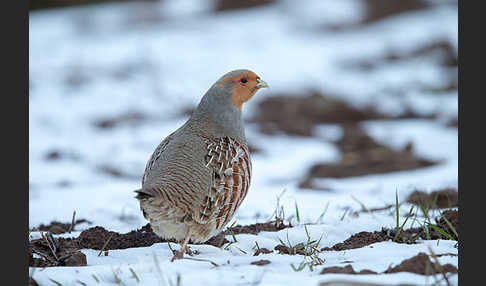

{"left": 171, "top": 228, "right": 193, "bottom": 261}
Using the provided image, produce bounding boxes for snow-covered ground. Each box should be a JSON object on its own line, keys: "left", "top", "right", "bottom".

{"left": 29, "top": 0, "right": 458, "bottom": 285}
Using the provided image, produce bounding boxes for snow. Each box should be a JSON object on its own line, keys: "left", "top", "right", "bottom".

{"left": 29, "top": 0, "right": 457, "bottom": 285}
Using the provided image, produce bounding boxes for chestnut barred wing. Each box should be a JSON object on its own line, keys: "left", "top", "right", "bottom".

{"left": 197, "top": 137, "right": 252, "bottom": 229}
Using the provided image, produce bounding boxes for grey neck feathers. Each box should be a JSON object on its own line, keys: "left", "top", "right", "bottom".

{"left": 186, "top": 84, "right": 246, "bottom": 142}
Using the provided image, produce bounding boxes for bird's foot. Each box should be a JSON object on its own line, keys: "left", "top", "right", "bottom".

{"left": 170, "top": 250, "right": 184, "bottom": 262}
{"left": 170, "top": 246, "right": 197, "bottom": 262}
{"left": 184, "top": 246, "right": 196, "bottom": 256}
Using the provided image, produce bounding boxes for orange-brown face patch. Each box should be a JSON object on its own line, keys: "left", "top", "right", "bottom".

{"left": 218, "top": 71, "right": 261, "bottom": 111}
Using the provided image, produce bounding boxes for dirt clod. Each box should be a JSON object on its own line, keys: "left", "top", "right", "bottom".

{"left": 254, "top": 248, "right": 273, "bottom": 256}
{"left": 251, "top": 92, "right": 388, "bottom": 137}
{"left": 274, "top": 244, "right": 307, "bottom": 256}
{"left": 94, "top": 111, "right": 146, "bottom": 129}
{"left": 214, "top": 0, "right": 275, "bottom": 12}
{"left": 204, "top": 233, "right": 230, "bottom": 248}
{"left": 322, "top": 215, "right": 459, "bottom": 252}
{"left": 406, "top": 188, "right": 458, "bottom": 209}
{"left": 363, "top": 0, "right": 429, "bottom": 24}
{"left": 78, "top": 225, "right": 168, "bottom": 250}
{"left": 226, "top": 221, "right": 290, "bottom": 235}
{"left": 385, "top": 252, "right": 458, "bottom": 275}
{"left": 322, "top": 231, "right": 388, "bottom": 251}
{"left": 33, "top": 219, "right": 91, "bottom": 234}
{"left": 251, "top": 259, "right": 271, "bottom": 266}
{"left": 29, "top": 234, "right": 86, "bottom": 267}
{"left": 320, "top": 264, "right": 377, "bottom": 275}
{"left": 29, "top": 220, "right": 291, "bottom": 267}
{"left": 63, "top": 251, "right": 87, "bottom": 266}
{"left": 305, "top": 126, "right": 437, "bottom": 179}
{"left": 436, "top": 209, "right": 459, "bottom": 237}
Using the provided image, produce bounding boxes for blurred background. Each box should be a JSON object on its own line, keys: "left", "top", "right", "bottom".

{"left": 29, "top": 0, "right": 458, "bottom": 232}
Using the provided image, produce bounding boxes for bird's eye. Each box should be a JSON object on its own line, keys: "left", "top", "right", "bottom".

{"left": 240, "top": 78, "right": 248, "bottom": 84}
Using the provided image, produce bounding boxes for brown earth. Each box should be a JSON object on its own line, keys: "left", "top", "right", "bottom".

{"left": 322, "top": 211, "right": 458, "bottom": 251}
{"left": 302, "top": 125, "right": 437, "bottom": 181}
{"left": 250, "top": 91, "right": 397, "bottom": 137}
{"left": 406, "top": 188, "right": 458, "bottom": 209}
{"left": 29, "top": 233, "right": 87, "bottom": 267}
{"left": 227, "top": 221, "right": 290, "bottom": 235}
{"left": 30, "top": 0, "right": 157, "bottom": 10}
{"left": 446, "top": 118, "right": 458, "bottom": 128}
{"left": 251, "top": 259, "right": 271, "bottom": 266}
{"left": 342, "top": 38, "right": 457, "bottom": 94}
{"left": 254, "top": 247, "right": 273, "bottom": 256}
{"left": 384, "top": 252, "right": 458, "bottom": 275}
{"left": 32, "top": 219, "right": 92, "bottom": 234}
{"left": 96, "top": 165, "right": 139, "bottom": 179}
{"left": 320, "top": 253, "right": 457, "bottom": 276}
{"left": 29, "top": 220, "right": 290, "bottom": 267}
{"left": 363, "top": 0, "right": 430, "bottom": 24}
{"left": 320, "top": 264, "right": 377, "bottom": 275}
{"left": 94, "top": 111, "right": 146, "bottom": 129}
{"left": 77, "top": 224, "right": 168, "bottom": 250}
{"left": 44, "top": 149, "right": 80, "bottom": 162}
{"left": 274, "top": 244, "right": 308, "bottom": 256}
{"left": 214, "top": 0, "right": 275, "bottom": 12}
{"left": 383, "top": 39, "right": 457, "bottom": 69}
{"left": 436, "top": 210, "right": 459, "bottom": 238}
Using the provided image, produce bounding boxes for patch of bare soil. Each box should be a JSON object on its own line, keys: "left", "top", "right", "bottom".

{"left": 384, "top": 39, "right": 457, "bottom": 69}
{"left": 251, "top": 91, "right": 436, "bottom": 137}
{"left": 77, "top": 224, "right": 168, "bottom": 250}
{"left": 30, "top": 0, "right": 157, "bottom": 11}
{"left": 214, "top": 0, "right": 275, "bottom": 12}
{"left": 32, "top": 219, "right": 92, "bottom": 234}
{"left": 225, "top": 220, "right": 290, "bottom": 235}
{"left": 251, "top": 91, "right": 391, "bottom": 137}
{"left": 96, "top": 165, "right": 139, "bottom": 179}
{"left": 362, "top": 0, "right": 429, "bottom": 24}
{"left": 94, "top": 111, "right": 146, "bottom": 129}
{"left": 321, "top": 264, "right": 377, "bottom": 275}
{"left": 322, "top": 231, "right": 389, "bottom": 251}
{"left": 406, "top": 188, "right": 458, "bottom": 209}
{"left": 303, "top": 125, "right": 437, "bottom": 181}
{"left": 208, "top": 220, "right": 290, "bottom": 248}
{"left": 346, "top": 39, "right": 458, "bottom": 73}
{"left": 29, "top": 221, "right": 291, "bottom": 267}
{"left": 384, "top": 252, "right": 458, "bottom": 275}
{"left": 29, "top": 233, "right": 87, "bottom": 267}
{"left": 436, "top": 210, "right": 459, "bottom": 238}
{"left": 298, "top": 178, "right": 333, "bottom": 192}
{"left": 343, "top": 38, "right": 457, "bottom": 95}
{"left": 254, "top": 247, "right": 273, "bottom": 256}
{"left": 446, "top": 117, "right": 458, "bottom": 128}
{"left": 251, "top": 259, "right": 271, "bottom": 266}
{"left": 44, "top": 149, "right": 80, "bottom": 162}
{"left": 274, "top": 244, "right": 308, "bottom": 256}
{"left": 320, "top": 253, "right": 457, "bottom": 276}
{"left": 322, "top": 211, "right": 458, "bottom": 251}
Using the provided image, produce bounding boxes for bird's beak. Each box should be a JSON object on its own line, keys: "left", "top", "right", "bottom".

{"left": 256, "top": 78, "right": 269, "bottom": 88}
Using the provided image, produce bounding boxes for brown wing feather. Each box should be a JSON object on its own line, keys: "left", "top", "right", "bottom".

{"left": 201, "top": 137, "right": 252, "bottom": 230}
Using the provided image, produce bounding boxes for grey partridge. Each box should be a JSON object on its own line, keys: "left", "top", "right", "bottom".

{"left": 135, "top": 69, "right": 268, "bottom": 260}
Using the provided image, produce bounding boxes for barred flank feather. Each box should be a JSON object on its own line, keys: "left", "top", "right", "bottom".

{"left": 201, "top": 137, "right": 251, "bottom": 230}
